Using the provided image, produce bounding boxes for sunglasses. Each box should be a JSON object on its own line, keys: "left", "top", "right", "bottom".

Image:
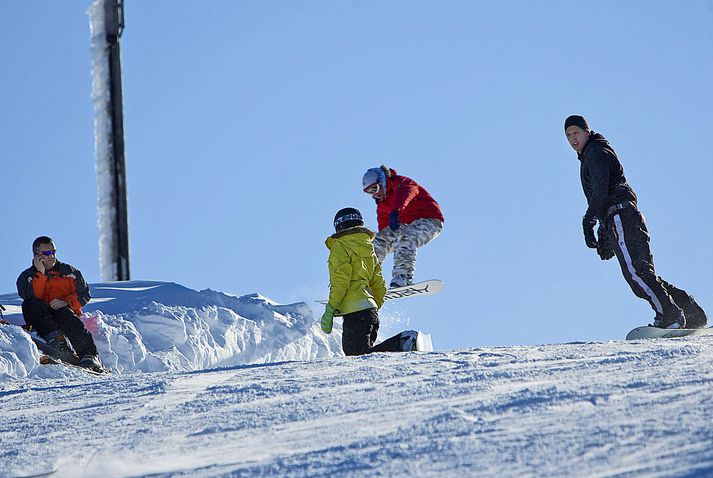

{"left": 36, "top": 250, "right": 57, "bottom": 256}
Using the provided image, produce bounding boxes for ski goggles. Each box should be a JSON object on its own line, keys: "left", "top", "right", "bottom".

{"left": 35, "top": 250, "right": 57, "bottom": 256}
{"left": 363, "top": 183, "right": 380, "bottom": 195}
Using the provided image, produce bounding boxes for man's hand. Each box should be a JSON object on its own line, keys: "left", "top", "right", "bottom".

{"left": 596, "top": 225, "right": 615, "bottom": 260}
{"left": 583, "top": 225, "right": 598, "bottom": 248}
{"left": 49, "top": 299, "right": 69, "bottom": 310}
{"left": 582, "top": 215, "right": 598, "bottom": 249}
{"left": 321, "top": 304, "right": 336, "bottom": 334}
{"left": 389, "top": 211, "right": 400, "bottom": 231}
{"left": 33, "top": 255, "right": 46, "bottom": 274}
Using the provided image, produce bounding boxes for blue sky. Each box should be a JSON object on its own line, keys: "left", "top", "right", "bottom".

{"left": 2, "top": 1, "right": 712, "bottom": 349}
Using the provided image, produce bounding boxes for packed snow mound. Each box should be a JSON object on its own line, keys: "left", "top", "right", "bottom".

{"left": 0, "top": 281, "right": 342, "bottom": 378}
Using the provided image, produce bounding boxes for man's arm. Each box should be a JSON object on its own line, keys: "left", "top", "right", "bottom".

{"left": 16, "top": 268, "right": 39, "bottom": 301}
{"left": 72, "top": 267, "right": 91, "bottom": 306}
{"left": 584, "top": 148, "right": 612, "bottom": 224}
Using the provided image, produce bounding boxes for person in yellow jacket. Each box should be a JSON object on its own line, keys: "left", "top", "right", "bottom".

{"left": 321, "top": 207, "right": 416, "bottom": 355}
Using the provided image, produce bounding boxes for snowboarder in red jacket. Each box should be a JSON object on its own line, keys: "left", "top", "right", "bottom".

{"left": 362, "top": 166, "right": 444, "bottom": 288}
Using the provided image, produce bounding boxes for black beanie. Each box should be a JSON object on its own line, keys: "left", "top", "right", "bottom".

{"left": 564, "top": 115, "right": 590, "bottom": 131}
{"left": 333, "top": 207, "right": 364, "bottom": 232}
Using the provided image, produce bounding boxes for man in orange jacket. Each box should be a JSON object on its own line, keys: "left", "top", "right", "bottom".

{"left": 16, "top": 236, "right": 102, "bottom": 370}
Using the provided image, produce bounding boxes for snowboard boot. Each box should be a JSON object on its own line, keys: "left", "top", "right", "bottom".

{"left": 46, "top": 334, "right": 78, "bottom": 363}
{"left": 652, "top": 307, "right": 686, "bottom": 329}
{"left": 79, "top": 354, "right": 104, "bottom": 372}
{"left": 678, "top": 296, "right": 708, "bottom": 329}
{"left": 399, "top": 330, "right": 418, "bottom": 351}
{"left": 389, "top": 275, "right": 411, "bottom": 289}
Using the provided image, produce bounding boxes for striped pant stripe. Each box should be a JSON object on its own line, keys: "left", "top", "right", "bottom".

{"left": 613, "top": 214, "right": 664, "bottom": 314}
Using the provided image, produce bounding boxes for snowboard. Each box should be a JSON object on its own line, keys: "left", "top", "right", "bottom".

{"left": 384, "top": 279, "right": 444, "bottom": 301}
{"left": 318, "top": 279, "right": 444, "bottom": 306}
{"left": 38, "top": 353, "right": 110, "bottom": 376}
{"left": 626, "top": 326, "right": 713, "bottom": 340}
{"left": 31, "top": 336, "right": 110, "bottom": 375}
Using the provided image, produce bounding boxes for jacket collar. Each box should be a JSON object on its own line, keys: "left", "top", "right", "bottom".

{"left": 329, "top": 226, "right": 375, "bottom": 240}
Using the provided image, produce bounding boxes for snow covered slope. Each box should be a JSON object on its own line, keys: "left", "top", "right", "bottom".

{"left": 0, "top": 281, "right": 342, "bottom": 376}
{"left": 2, "top": 338, "right": 713, "bottom": 477}
{"left": 3, "top": 281, "right": 713, "bottom": 477}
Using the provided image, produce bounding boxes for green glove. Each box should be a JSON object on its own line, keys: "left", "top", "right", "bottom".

{"left": 321, "top": 304, "right": 336, "bottom": 334}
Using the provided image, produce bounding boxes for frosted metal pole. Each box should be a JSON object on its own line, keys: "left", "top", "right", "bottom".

{"left": 90, "top": 0, "right": 129, "bottom": 281}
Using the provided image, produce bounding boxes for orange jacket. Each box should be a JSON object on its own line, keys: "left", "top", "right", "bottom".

{"left": 16, "top": 261, "right": 90, "bottom": 316}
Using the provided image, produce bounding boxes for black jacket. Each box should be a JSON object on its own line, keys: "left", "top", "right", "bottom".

{"left": 578, "top": 132, "right": 637, "bottom": 226}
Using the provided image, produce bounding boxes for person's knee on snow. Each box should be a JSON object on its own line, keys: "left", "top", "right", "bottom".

{"left": 342, "top": 313, "right": 378, "bottom": 356}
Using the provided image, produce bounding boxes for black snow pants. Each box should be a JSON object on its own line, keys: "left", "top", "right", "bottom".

{"left": 22, "top": 298, "right": 98, "bottom": 356}
{"left": 605, "top": 206, "right": 707, "bottom": 328}
{"left": 342, "top": 308, "right": 407, "bottom": 356}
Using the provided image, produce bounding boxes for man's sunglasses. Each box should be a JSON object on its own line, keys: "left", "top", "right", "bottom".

{"left": 35, "top": 250, "right": 57, "bottom": 256}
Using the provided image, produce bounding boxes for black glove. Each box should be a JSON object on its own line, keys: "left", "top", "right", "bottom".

{"left": 583, "top": 222, "right": 598, "bottom": 249}
{"left": 596, "top": 224, "right": 615, "bottom": 260}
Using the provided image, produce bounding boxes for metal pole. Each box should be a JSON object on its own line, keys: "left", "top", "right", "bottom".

{"left": 104, "top": 0, "right": 130, "bottom": 280}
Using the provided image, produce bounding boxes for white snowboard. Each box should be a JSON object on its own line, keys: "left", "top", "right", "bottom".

{"left": 626, "top": 326, "right": 713, "bottom": 340}
{"left": 415, "top": 331, "right": 433, "bottom": 352}
{"left": 385, "top": 279, "right": 444, "bottom": 301}
{"left": 318, "top": 279, "right": 444, "bottom": 306}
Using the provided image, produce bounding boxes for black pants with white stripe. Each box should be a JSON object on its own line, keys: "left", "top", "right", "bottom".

{"left": 605, "top": 207, "right": 706, "bottom": 327}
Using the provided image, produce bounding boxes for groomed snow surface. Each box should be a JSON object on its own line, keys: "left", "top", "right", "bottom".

{"left": 1, "top": 281, "right": 713, "bottom": 477}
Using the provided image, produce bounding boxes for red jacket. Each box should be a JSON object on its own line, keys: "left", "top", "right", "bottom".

{"left": 376, "top": 170, "right": 444, "bottom": 231}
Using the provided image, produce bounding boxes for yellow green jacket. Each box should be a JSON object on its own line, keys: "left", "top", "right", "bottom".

{"left": 325, "top": 227, "right": 387, "bottom": 315}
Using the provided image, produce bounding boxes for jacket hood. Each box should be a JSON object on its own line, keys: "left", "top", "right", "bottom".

{"left": 325, "top": 227, "right": 375, "bottom": 251}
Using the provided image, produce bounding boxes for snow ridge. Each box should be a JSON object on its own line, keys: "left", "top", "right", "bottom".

{"left": 0, "top": 281, "right": 342, "bottom": 378}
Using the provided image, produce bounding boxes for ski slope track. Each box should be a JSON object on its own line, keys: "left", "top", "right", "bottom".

{"left": 1, "top": 282, "right": 713, "bottom": 477}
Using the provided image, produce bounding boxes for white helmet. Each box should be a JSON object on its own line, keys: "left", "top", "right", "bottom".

{"left": 362, "top": 167, "right": 387, "bottom": 192}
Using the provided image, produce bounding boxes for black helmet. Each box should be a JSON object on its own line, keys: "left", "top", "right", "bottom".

{"left": 333, "top": 207, "right": 364, "bottom": 232}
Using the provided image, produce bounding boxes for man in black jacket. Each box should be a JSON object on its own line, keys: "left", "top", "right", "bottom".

{"left": 564, "top": 115, "right": 707, "bottom": 329}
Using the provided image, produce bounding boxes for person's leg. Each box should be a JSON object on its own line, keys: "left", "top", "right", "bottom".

{"left": 392, "top": 219, "right": 443, "bottom": 286}
{"left": 371, "top": 330, "right": 417, "bottom": 352}
{"left": 608, "top": 209, "right": 684, "bottom": 327}
{"left": 52, "top": 307, "right": 98, "bottom": 357}
{"left": 21, "top": 298, "right": 60, "bottom": 338}
{"left": 372, "top": 228, "right": 398, "bottom": 263}
{"left": 341, "top": 309, "right": 379, "bottom": 356}
{"left": 660, "top": 280, "right": 708, "bottom": 328}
